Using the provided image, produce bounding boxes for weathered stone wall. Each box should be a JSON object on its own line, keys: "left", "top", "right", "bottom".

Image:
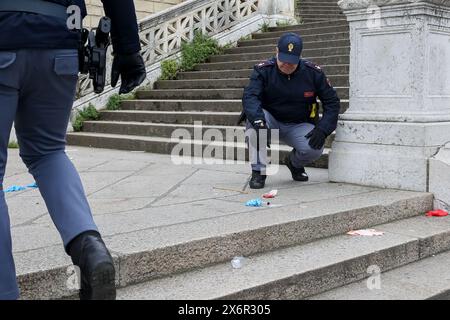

{"left": 330, "top": 0, "right": 450, "bottom": 192}
{"left": 84, "top": 0, "right": 184, "bottom": 27}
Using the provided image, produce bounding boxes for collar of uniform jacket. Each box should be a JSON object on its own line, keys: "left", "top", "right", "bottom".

{"left": 272, "top": 57, "right": 308, "bottom": 78}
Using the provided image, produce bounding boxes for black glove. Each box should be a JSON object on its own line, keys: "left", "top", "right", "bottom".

{"left": 252, "top": 119, "right": 271, "bottom": 148}
{"left": 111, "top": 52, "right": 147, "bottom": 94}
{"left": 305, "top": 127, "right": 327, "bottom": 150}
{"left": 252, "top": 119, "right": 268, "bottom": 130}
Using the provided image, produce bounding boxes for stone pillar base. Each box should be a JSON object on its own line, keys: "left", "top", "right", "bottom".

{"left": 329, "top": 121, "right": 450, "bottom": 192}
{"left": 330, "top": 0, "right": 450, "bottom": 193}
{"left": 430, "top": 144, "right": 450, "bottom": 210}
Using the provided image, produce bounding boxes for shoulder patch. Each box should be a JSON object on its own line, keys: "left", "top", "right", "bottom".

{"left": 304, "top": 60, "right": 323, "bottom": 73}
{"left": 255, "top": 60, "right": 275, "bottom": 69}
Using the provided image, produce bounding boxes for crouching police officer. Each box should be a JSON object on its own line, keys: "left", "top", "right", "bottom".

{"left": 0, "top": 0, "right": 146, "bottom": 299}
{"left": 242, "top": 33, "right": 340, "bottom": 189}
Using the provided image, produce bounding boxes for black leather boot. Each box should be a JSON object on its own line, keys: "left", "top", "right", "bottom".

{"left": 285, "top": 153, "right": 309, "bottom": 182}
{"left": 67, "top": 231, "right": 116, "bottom": 300}
{"left": 249, "top": 170, "right": 267, "bottom": 189}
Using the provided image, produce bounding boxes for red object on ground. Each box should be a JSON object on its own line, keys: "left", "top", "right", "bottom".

{"left": 426, "top": 209, "right": 449, "bottom": 217}
{"left": 262, "top": 190, "right": 278, "bottom": 199}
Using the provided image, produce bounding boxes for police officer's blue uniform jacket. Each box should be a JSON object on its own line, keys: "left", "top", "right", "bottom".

{"left": 0, "top": 0, "right": 141, "bottom": 54}
{"left": 242, "top": 57, "right": 341, "bottom": 136}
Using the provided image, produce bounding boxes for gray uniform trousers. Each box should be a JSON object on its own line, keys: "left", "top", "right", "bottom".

{"left": 0, "top": 49, "right": 99, "bottom": 300}
{"left": 246, "top": 109, "right": 324, "bottom": 173}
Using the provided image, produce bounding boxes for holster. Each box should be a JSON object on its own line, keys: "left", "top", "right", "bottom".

{"left": 308, "top": 102, "right": 320, "bottom": 125}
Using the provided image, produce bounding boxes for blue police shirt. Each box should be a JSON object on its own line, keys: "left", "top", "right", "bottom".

{"left": 0, "top": 0, "right": 141, "bottom": 55}
{"left": 242, "top": 57, "right": 341, "bottom": 136}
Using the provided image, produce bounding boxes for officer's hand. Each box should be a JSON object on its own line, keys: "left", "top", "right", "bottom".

{"left": 305, "top": 127, "right": 326, "bottom": 150}
{"left": 111, "top": 52, "right": 146, "bottom": 94}
{"left": 252, "top": 119, "right": 271, "bottom": 148}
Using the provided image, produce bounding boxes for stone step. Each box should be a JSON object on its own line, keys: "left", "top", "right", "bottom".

{"left": 299, "top": 8, "right": 343, "bottom": 14}
{"left": 66, "top": 132, "right": 330, "bottom": 168}
{"left": 115, "top": 214, "right": 450, "bottom": 300}
{"left": 300, "top": 13, "right": 345, "bottom": 20}
{"left": 136, "top": 87, "right": 349, "bottom": 100}
{"left": 238, "top": 31, "right": 349, "bottom": 47}
{"left": 119, "top": 99, "right": 349, "bottom": 113}
{"left": 155, "top": 78, "right": 249, "bottom": 90}
{"left": 299, "top": 0, "right": 341, "bottom": 3}
{"left": 300, "top": 0, "right": 341, "bottom": 3}
{"left": 81, "top": 121, "right": 336, "bottom": 148}
{"left": 177, "top": 69, "right": 254, "bottom": 80}
{"left": 194, "top": 56, "right": 349, "bottom": 71}
{"left": 268, "top": 19, "right": 348, "bottom": 32}
{"left": 252, "top": 25, "right": 349, "bottom": 39}
{"left": 210, "top": 47, "right": 350, "bottom": 63}
{"left": 300, "top": 11, "right": 344, "bottom": 16}
{"left": 222, "top": 46, "right": 349, "bottom": 60}
{"left": 225, "top": 39, "right": 350, "bottom": 54}
{"left": 97, "top": 110, "right": 343, "bottom": 127}
{"left": 17, "top": 183, "right": 433, "bottom": 299}
{"left": 309, "top": 250, "right": 450, "bottom": 300}
{"left": 299, "top": 0, "right": 340, "bottom": 3}
{"left": 98, "top": 110, "right": 242, "bottom": 126}
{"left": 156, "top": 75, "right": 349, "bottom": 90}
{"left": 177, "top": 68, "right": 349, "bottom": 85}
{"left": 121, "top": 99, "right": 243, "bottom": 112}
{"left": 298, "top": 7, "right": 342, "bottom": 13}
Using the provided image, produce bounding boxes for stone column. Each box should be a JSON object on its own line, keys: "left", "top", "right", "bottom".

{"left": 329, "top": 0, "right": 450, "bottom": 192}
{"left": 429, "top": 143, "right": 450, "bottom": 210}
{"left": 258, "top": 0, "right": 296, "bottom": 18}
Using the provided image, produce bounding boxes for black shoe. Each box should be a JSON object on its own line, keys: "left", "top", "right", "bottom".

{"left": 285, "top": 157, "right": 309, "bottom": 182}
{"left": 67, "top": 231, "right": 116, "bottom": 300}
{"left": 249, "top": 170, "right": 266, "bottom": 189}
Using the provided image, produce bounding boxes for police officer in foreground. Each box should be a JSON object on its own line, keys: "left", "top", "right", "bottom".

{"left": 0, "top": 0, "right": 146, "bottom": 300}
{"left": 242, "top": 33, "right": 340, "bottom": 189}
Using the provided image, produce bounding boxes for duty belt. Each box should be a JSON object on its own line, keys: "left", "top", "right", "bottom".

{"left": 0, "top": 0, "right": 68, "bottom": 20}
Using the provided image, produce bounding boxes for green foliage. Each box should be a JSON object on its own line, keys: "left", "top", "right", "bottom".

{"left": 239, "top": 35, "right": 252, "bottom": 41}
{"left": 8, "top": 141, "right": 19, "bottom": 149}
{"left": 261, "top": 22, "right": 270, "bottom": 33}
{"left": 221, "top": 42, "right": 235, "bottom": 50}
{"left": 160, "top": 59, "right": 179, "bottom": 80}
{"left": 276, "top": 20, "right": 295, "bottom": 27}
{"left": 73, "top": 104, "right": 100, "bottom": 132}
{"left": 157, "top": 32, "right": 225, "bottom": 81}
{"left": 179, "top": 31, "right": 223, "bottom": 71}
{"left": 106, "top": 93, "right": 135, "bottom": 111}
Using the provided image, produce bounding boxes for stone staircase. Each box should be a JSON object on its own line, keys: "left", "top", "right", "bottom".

{"left": 15, "top": 167, "right": 450, "bottom": 299}
{"left": 52, "top": 0, "right": 450, "bottom": 301}
{"left": 67, "top": 0, "right": 349, "bottom": 169}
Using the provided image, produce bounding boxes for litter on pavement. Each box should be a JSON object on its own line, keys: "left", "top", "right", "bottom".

{"left": 262, "top": 189, "right": 278, "bottom": 198}
{"left": 231, "top": 256, "right": 246, "bottom": 269}
{"left": 347, "top": 229, "right": 385, "bottom": 236}
{"left": 3, "top": 182, "right": 38, "bottom": 193}
{"left": 3, "top": 186, "right": 26, "bottom": 193}
{"left": 426, "top": 209, "right": 449, "bottom": 217}
{"left": 246, "top": 199, "right": 263, "bottom": 207}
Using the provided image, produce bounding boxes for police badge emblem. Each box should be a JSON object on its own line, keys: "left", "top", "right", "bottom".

{"left": 288, "top": 43, "right": 294, "bottom": 52}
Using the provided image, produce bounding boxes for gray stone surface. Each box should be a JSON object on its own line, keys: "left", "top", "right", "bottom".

{"left": 429, "top": 144, "right": 450, "bottom": 211}
{"left": 14, "top": 245, "right": 120, "bottom": 300}
{"left": 2, "top": 147, "right": 435, "bottom": 299}
{"left": 338, "top": 0, "right": 449, "bottom": 10}
{"left": 116, "top": 231, "right": 419, "bottom": 300}
{"left": 330, "top": 0, "right": 450, "bottom": 191}
{"left": 107, "top": 189, "right": 431, "bottom": 286}
{"left": 376, "top": 215, "right": 450, "bottom": 258}
{"left": 309, "top": 250, "right": 450, "bottom": 300}
{"left": 7, "top": 196, "right": 48, "bottom": 227}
